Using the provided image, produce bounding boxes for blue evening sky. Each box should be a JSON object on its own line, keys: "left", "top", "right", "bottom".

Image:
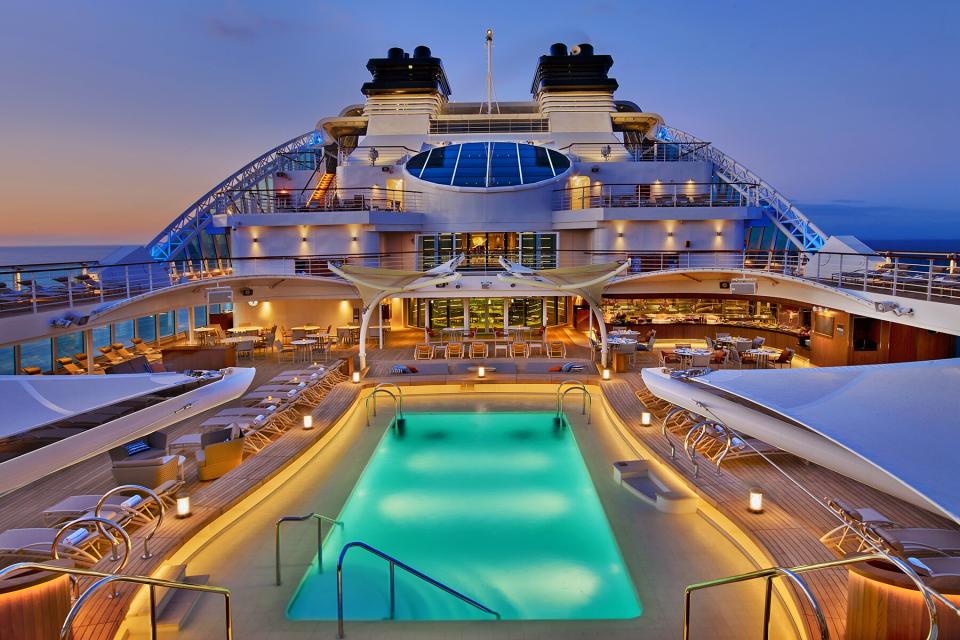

{"left": 0, "top": 0, "right": 957, "bottom": 245}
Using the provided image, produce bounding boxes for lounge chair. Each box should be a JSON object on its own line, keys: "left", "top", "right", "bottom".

{"left": 414, "top": 344, "right": 433, "bottom": 360}
{"left": 446, "top": 342, "right": 464, "bottom": 358}
{"left": 99, "top": 346, "right": 126, "bottom": 365}
{"left": 510, "top": 341, "right": 528, "bottom": 358}
{"left": 906, "top": 556, "right": 960, "bottom": 588}
{"left": 871, "top": 527, "right": 960, "bottom": 557}
{"left": 41, "top": 483, "right": 173, "bottom": 527}
{"left": 820, "top": 498, "right": 897, "bottom": 553}
{"left": 112, "top": 343, "right": 138, "bottom": 359}
{"left": 21, "top": 366, "right": 43, "bottom": 375}
{"left": 195, "top": 436, "right": 245, "bottom": 481}
{"left": 109, "top": 432, "right": 168, "bottom": 462}
{"left": 56, "top": 357, "right": 86, "bottom": 375}
{"left": 131, "top": 338, "right": 162, "bottom": 361}
{"left": 0, "top": 525, "right": 104, "bottom": 566}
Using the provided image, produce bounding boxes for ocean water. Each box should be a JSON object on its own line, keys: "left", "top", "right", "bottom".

{"left": 287, "top": 412, "right": 641, "bottom": 621}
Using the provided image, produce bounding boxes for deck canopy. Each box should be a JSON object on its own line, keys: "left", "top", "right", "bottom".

{"left": 691, "top": 359, "right": 960, "bottom": 522}
{"left": 496, "top": 258, "right": 629, "bottom": 306}
{"left": 328, "top": 255, "right": 464, "bottom": 308}
{"left": 0, "top": 372, "right": 198, "bottom": 439}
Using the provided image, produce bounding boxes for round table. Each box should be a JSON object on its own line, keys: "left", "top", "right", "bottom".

{"left": 746, "top": 348, "right": 780, "bottom": 368}
{"left": 290, "top": 339, "right": 317, "bottom": 363}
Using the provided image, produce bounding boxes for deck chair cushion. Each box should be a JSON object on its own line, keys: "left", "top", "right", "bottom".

{"left": 407, "top": 366, "right": 418, "bottom": 373}
{"left": 548, "top": 366, "right": 562, "bottom": 372}
{"left": 391, "top": 365, "right": 411, "bottom": 374}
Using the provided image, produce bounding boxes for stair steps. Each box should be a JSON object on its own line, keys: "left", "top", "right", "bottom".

{"left": 128, "top": 564, "right": 210, "bottom": 639}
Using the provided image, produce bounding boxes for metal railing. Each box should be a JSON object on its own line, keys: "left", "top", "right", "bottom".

{"left": 553, "top": 182, "right": 758, "bottom": 211}
{"left": 558, "top": 141, "right": 711, "bottom": 163}
{"left": 337, "top": 145, "right": 420, "bottom": 166}
{"left": 684, "top": 552, "right": 960, "bottom": 640}
{"left": 429, "top": 117, "right": 549, "bottom": 134}
{"left": 365, "top": 387, "right": 401, "bottom": 427}
{"left": 662, "top": 126, "right": 827, "bottom": 251}
{"left": 148, "top": 130, "right": 322, "bottom": 260}
{"left": 0, "top": 562, "right": 232, "bottom": 640}
{"left": 336, "top": 541, "right": 500, "bottom": 638}
{"left": 95, "top": 484, "right": 164, "bottom": 560}
{"left": 556, "top": 380, "right": 591, "bottom": 424}
{"left": 2, "top": 249, "right": 958, "bottom": 323}
{"left": 274, "top": 513, "right": 342, "bottom": 585}
{"left": 220, "top": 187, "right": 424, "bottom": 214}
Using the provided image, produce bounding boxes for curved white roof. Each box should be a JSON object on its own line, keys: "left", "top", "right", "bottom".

{"left": 0, "top": 373, "right": 195, "bottom": 438}
{"left": 691, "top": 359, "right": 960, "bottom": 522}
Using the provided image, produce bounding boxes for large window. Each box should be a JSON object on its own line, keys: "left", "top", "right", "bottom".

{"left": 0, "top": 347, "right": 14, "bottom": 375}
{"left": 193, "top": 306, "right": 208, "bottom": 329}
{"left": 92, "top": 325, "right": 112, "bottom": 352}
{"left": 113, "top": 320, "right": 134, "bottom": 345}
{"left": 405, "top": 297, "right": 568, "bottom": 329}
{"left": 158, "top": 310, "right": 175, "bottom": 339}
{"left": 177, "top": 308, "right": 189, "bottom": 333}
{"left": 407, "top": 142, "right": 570, "bottom": 188}
{"left": 136, "top": 315, "right": 157, "bottom": 343}
{"left": 418, "top": 232, "right": 557, "bottom": 270}
{"left": 20, "top": 339, "right": 52, "bottom": 372}
{"left": 55, "top": 332, "right": 84, "bottom": 361}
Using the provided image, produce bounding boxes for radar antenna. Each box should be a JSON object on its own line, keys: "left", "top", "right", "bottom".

{"left": 481, "top": 28, "right": 500, "bottom": 115}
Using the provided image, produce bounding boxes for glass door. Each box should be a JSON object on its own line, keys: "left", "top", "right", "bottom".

{"left": 469, "top": 298, "right": 504, "bottom": 331}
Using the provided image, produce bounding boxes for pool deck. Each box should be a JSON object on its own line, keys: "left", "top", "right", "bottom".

{"left": 0, "top": 327, "right": 954, "bottom": 639}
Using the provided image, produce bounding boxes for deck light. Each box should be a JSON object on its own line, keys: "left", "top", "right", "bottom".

{"left": 478, "top": 366, "right": 486, "bottom": 378}
{"left": 252, "top": 238, "right": 259, "bottom": 243}
{"left": 748, "top": 488, "right": 764, "bottom": 513}
{"left": 176, "top": 492, "right": 192, "bottom": 519}
{"left": 602, "top": 368, "right": 611, "bottom": 380}
{"left": 247, "top": 300, "right": 259, "bottom": 307}
{"left": 351, "top": 236, "right": 359, "bottom": 242}
{"left": 303, "top": 414, "right": 313, "bottom": 430}
{"left": 641, "top": 411, "right": 652, "bottom": 426}
{"left": 352, "top": 371, "right": 361, "bottom": 384}
{"left": 716, "top": 231, "right": 723, "bottom": 237}
{"left": 617, "top": 232, "right": 624, "bottom": 238}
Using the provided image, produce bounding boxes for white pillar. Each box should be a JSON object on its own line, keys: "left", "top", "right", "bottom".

{"left": 588, "top": 300, "right": 609, "bottom": 368}
{"left": 424, "top": 298, "right": 430, "bottom": 341}
{"left": 542, "top": 297, "right": 548, "bottom": 327}
{"left": 463, "top": 297, "right": 470, "bottom": 331}
{"left": 185, "top": 306, "right": 195, "bottom": 344}
{"left": 378, "top": 302, "right": 384, "bottom": 349}
{"left": 359, "top": 293, "right": 386, "bottom": 370}
{"left": 588, "top": 305, "right": 594, "bottom": 342}
{"left": 84, "top": 328, "right": 94, "bottom": 372}
{"left": 503, "top": 298, "right": 510, "bottom": 331}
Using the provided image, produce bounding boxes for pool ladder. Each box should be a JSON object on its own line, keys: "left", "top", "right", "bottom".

{"left": 365, "top": 383, "right": 403, "bottom": 427}
{"left": 556, "top": 380, "right": 591, "bottom": 425}
{"left": 336, "top": 540, "right": 500, "bottom": 638}
{"left": 274, "top": 513, "right": 342, "bottom": 585}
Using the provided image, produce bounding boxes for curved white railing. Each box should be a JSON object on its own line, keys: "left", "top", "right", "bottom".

{"left": 660, "top": 126, "right": 828, "bottom": 252}
{"left": 148, "top": 130, "right": 323, "bottom": 261}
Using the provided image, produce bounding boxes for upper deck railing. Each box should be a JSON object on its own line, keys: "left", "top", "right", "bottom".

{"left": 558, "top": 141, "right": 711, "bottom": 163}
{"left": 1, "top": 249, "right": 958, "bottom": 320}
{"left": 220, "top": 187, "right": 424, "bottom": 214}
{"left": 553, "top": 182, "right": 758, "bottom": 211}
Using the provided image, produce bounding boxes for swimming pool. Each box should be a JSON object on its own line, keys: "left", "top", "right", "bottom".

{"left": 287, "top": 411, "right": 641, "bottom": 621}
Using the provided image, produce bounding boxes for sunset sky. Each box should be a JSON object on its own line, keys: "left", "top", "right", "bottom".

{"left": 1, "top": 0, "right": 958, "bottom": 246}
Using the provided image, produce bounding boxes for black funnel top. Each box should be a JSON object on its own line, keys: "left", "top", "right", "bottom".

{"left": 362, "top": 46, "right": 451, "bottom": 98}
{"left": 530, "top": 43, "right": 618, "bottom": 95}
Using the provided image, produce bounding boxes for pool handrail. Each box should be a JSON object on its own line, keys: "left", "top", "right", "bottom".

{"left": 274, "top": 512, "right": 342, "bottom": 585}
{"left": 556, "top": 380, "right": 591, "bottom": 424}
{"left": 365, "top": 388, "right": 400, "bottom": 427}
{"left": 373, "top": 383, "right": 404, "bottom": 414}
{"left": 336, "top": 540, "right": 500, "bottom": 638}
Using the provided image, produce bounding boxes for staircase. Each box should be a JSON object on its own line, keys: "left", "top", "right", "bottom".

{"left": 310, "top": 172, "right": 336, "bottom": 207}
{"left": 128, "top": 564, "right": 210, "bottom": 639}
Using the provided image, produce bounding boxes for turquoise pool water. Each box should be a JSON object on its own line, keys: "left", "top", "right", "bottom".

{"left": 287, "top": 411, "right": 641, "bottom": 621}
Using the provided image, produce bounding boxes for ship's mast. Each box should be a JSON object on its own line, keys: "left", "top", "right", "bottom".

{"left": 482, "top": 28, "right": 500, "bottom": 115}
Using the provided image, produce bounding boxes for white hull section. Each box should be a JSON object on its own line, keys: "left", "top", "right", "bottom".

{"left": 0, "top": 367, "right": 255, "bottom": 497}
{"left": 640, "top": 367, "right": 950, "bottom": 521}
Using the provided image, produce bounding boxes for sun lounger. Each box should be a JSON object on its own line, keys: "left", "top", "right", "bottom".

{"left": 820, "top": 498, "right": 897, "bottom": 552}
{"left": 0, "top": 525, "right": 104, "bottom": 566}
{"left": 871, "top": 527, "right": 960, "bottom": 557}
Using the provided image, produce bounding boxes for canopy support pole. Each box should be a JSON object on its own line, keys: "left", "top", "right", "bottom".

{"left": 587, "top": 299, "right": 608, "bottom": 367}
{"left": 359, "top": 292, "right": 388, "bottom": 371}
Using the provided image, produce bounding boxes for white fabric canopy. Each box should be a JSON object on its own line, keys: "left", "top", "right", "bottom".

{"left": 0, "top": 373, "right": 195, "bottom": 438}
{"left": 691, "top": 358, "right": 960, "bottom": 522}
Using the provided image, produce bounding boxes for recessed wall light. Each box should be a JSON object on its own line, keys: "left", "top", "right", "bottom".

{"left": 351, "top": 236, "right": 359, "bottom": 242}
{"left": 667, "top": 231, "right": 674, "bottom": 237}
{"left": 301, "top": 236, "right": 308, "bottom": 242}
{"left": 617, "top": 232, "right": 624, "bottom": 238}
{"left": 716, "top": 231, "right": 723, "bottom": 237}
{"left": 252, "top": 238, "right": 259, "bottom": 243}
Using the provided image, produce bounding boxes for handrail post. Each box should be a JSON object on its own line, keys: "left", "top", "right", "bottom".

{"left": 389, "top": 561, "right": 396, "bottom": 620}
{"left": 762, "top": 575, "right": 773, "bottom": 640}
{"left": 149, "top": 584, "right": 158, "bottom": 640}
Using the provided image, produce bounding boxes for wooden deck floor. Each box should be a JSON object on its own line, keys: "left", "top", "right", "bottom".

{"left": 0, "top": 327, "right": 953, "bottom": 639}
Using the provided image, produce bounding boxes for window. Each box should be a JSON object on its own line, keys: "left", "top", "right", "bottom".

{"left": 194, "top": 305, "right": 208, "bottom": 329}
{"left": 113, "top": 320, "right": 134, "bottom": 345}
{"left": 0, "top": 347, "right": 14, "bottom": 375}
{"left": 407, "top": 142, "right": 570, "bottom": 188}
{"left": 92, "top": 325, "right": 112, "bottom": 351}
{"left": 417, "top": 232, "right": 557, "bottom": 271}
{"left": 136, "top": 315, "right": 156, "bottom": 343}
{"left": 158, "top": 310, "right": 175, "bottom": 338}
{"left": 55, "top": 332, "right": 84, "bottom": 360}
{"left": 20, "top": 339, "right": 52, "bottom": 373}
{"left": 177, "top": 308, "right": 189, "bottom": 333}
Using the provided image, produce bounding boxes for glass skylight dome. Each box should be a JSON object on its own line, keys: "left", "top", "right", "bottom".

{"left": 405, "top": 142, "right": 571, "bottom": 188}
